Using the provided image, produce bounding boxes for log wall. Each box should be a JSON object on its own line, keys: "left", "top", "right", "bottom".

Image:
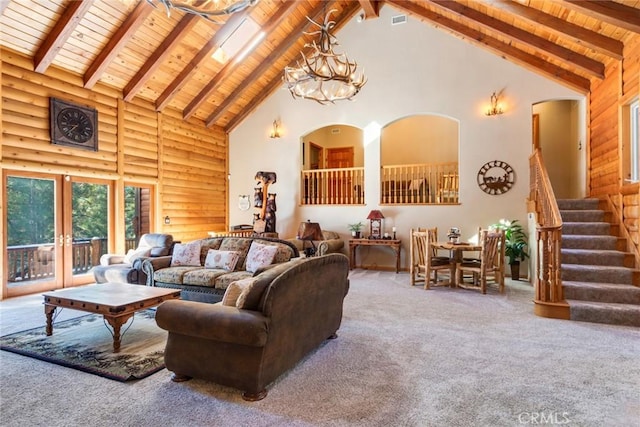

{"left": 590, "top": 35, "right": 640, "bottom": 265}
{"left": 0, "top": 48, "right": 227, "bottom": 247}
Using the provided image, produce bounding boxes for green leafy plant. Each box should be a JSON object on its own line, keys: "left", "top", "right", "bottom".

{"left": 491, "top": 219, "right": 529, "bottom": 265}
{"left": 348, "top": 222, "right": 364, "bottom": 233}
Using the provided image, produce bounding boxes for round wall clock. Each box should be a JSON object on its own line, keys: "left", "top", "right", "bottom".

{"left": 50, "top": 98, "right": 98, "bottom": 151}
{"left": 477, "top": 160, "right": 515, "bottom": 195}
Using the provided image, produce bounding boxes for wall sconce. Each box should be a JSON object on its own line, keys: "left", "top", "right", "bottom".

{"left": 269, "top": 119, "right": 281, "bottom": 139}
{"left": 164, "top": 216, "right": 171, "bottom": 225}
{"left": 485, "top": 91, "right": 504, "bottom": 116}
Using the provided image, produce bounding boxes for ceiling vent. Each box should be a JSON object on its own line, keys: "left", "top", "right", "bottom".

{"left": 391, "top": 14, "right": 407, "bottom": 25}
{"left": 331, "top": 128, "right": 341, "bottom": 134}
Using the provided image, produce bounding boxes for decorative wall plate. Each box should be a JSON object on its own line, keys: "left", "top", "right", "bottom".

{"left": 476, "top": 160, "right": 515, "bottom": 195}
{"left": 238, "top": 195, "right": 251, "bottom": 211}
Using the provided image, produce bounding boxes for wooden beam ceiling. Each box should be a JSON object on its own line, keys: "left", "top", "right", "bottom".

{"left": 427, "top": 0, "right": 604, "bottom": 79}
{"left": 2, "top": 0, "right": 637, "bottom": 131}
{"left": 123, "top": 14, "right": 199, "bottom": 102}
{"left": 387, "top": 0, "right": 591, "bottom": 93}
{"left": 154, "top": 9, "right": 251, "bottom": 111}
{"left": 224, "top": 1, "right": 363, "bottom": 131}
{"left": 358, "top": 0, "right": 381, "bottom": 19}
{"left": 206, "top": 0, "right": 336, "bottom": 127}
{"left": 183, "top": 0, "right": 297, "bottom": 120}
{"left": 34, "top": 0, "right": 94, "bottom": 73}
{"left": 558, "top": 0, "right": 640, "bottom": 34}
{"left": 487, "top": 0, "right": 623, "bottom": 60}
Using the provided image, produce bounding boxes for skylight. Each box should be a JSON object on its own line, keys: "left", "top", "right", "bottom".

{"left": 212, "top": 17, "right": 261, "bottom": 63}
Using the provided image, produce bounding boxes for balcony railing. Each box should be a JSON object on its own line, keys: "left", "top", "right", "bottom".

{"left": 7, "top": 237, "right": 137, "bottom": 284}
{"left": 381, "top": 162, "right": 458, "bottom": 204}
{"left": 301, "top": 167, "right": 365, "bottom": 205}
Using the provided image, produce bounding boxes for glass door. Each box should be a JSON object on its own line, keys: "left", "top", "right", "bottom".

{"left": 5, "top": 173, "right": 62, "bottom": 296}
{"left": 66, "top": 178, "right": 109, "bottom": 286}
{"left": 4, "top": 172, "right": 111, "bottom": 297}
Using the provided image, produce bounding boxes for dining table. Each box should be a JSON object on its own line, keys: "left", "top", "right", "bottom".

{"left": 431, "top": 241, "right": 482, "bottom": 286}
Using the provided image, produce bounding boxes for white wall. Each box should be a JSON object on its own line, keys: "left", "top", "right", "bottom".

{"left": 229, "top": 4, "right": 584, "bottom": 272}
{"left": 532, "top": 100, "right": 585, "bottom": 199}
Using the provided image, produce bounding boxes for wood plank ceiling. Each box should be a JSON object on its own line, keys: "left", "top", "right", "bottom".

{"left": 1, "top": 0, "right": 639, "bottom": 132}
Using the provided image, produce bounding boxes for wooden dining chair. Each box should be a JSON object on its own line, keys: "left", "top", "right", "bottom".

{"left": 455, "top": 229, "right": 505, "bottom": 294}
{"left": 410, "top": 228, "right": 451, "bottom": 288}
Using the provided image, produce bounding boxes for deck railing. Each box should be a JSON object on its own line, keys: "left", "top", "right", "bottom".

{"left": 529, "top": 150, "right": 565, "bottom": 316}
{"left": 301, "top": 167, "right": 365, "bottom": 205}
{"left": 7, "top": 237, "right": 136, "bottom": 283}
{"left": 381, "top": 162, "right": 458, "bottom": 204}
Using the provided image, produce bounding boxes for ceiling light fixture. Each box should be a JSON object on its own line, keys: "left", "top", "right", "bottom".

{"left": 146, "top": 0, "right": 258, "bottom": 23}
{"left": 283, "top": 10, "right": 367, "bottom": 105}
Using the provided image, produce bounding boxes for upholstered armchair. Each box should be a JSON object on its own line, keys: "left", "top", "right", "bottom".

{"left": 288, "top": 230, "right": 344, "bottom": 257}
{"left": 92, "top": 233, "right": 174, "bottom": 284}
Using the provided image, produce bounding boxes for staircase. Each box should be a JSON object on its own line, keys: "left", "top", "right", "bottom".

{"left": 558, "top": 198, "right": 640, "bottom": 327}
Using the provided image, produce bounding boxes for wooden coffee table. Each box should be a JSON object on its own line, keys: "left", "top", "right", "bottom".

{"left": 43, "top": 282, "right": 181, "bottom": 353}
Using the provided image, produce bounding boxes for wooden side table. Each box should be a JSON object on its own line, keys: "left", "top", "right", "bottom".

{"left": 349, "top": 239, "right": 402, "bottom": 273}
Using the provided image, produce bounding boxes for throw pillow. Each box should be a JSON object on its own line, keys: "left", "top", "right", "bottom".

{"left": 221, "top": 277, "right": 256, "bottom": 307}
{"left": 245, "top": 241, "right": 278, "bottom": 273}
{"left": 123, "top": 247, "right": 152, "bottom": 264}
{"left": 170, "top": 241, "right": 202, "bottom": 266}
{"left": 204, "top": 249, "right": 240, "bottom": 271}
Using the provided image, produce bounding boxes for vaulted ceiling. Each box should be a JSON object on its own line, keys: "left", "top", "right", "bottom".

{"left": 1, "top": 0, "right": 639, "bottom": 132}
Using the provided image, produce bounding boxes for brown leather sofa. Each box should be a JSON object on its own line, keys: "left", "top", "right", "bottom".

{"left": 155, "top": 253, "right": 350, "bottom": 401}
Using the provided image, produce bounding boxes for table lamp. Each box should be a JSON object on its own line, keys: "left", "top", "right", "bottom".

{"left": 297, "top": 220, "right": 323, "bottom": 256}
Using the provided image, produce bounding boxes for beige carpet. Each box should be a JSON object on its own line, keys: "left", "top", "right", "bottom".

{"left": 1, "top": 270, "right": 639, "bottom": 426}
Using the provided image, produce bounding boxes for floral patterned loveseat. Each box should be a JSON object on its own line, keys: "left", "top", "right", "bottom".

{"left": 141, "top": 236, "right": 299, "bottom": 303}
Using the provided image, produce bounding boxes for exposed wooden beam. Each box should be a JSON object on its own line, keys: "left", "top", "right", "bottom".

{"left": 387, "top": 0, "right": 590, "bottom": 93}
{"left": 488, "top": 0, "right": 623, "bottom": 60}
{"left": 83, "top": 1, "right": 153, "bottom": 89}
{"left": 183, "top": 0, "right": 297, "bottom": 120}
{"left": 34, "top": 0, "right": 94, "bottom": 73}
{"left": 206, "top": 1, "right": 335, "bottom": 127}
{"left": 358, "top": 0, "right": 380, "bottom": 19}
{"left": 428, "top": 0, "right": 604, "bottom": 79}
{"left": 558, "top": 0, "right": 640, "bottom": 34}
{"left": 123, "top": 15, "right": 199, "bottom": 102}
{"left": 225, "top": 3, "right": 361, "bottom": 132}
{"left": 154, "top": 9, "right": 251, "bottom": 111}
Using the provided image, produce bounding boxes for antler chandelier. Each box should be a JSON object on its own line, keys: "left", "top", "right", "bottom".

{"left": 283, "top": 10, "right": 367, "bottom": 104}
{"left": 147, "top": 0, "right": 258, "bottom": 22}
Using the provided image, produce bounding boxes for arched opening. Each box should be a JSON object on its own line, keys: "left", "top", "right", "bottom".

{"left": 300, "top": 124, "right": 364, "bottom": 205}
{"left": 380, "top": 114, "right": 459, "bottom": 204}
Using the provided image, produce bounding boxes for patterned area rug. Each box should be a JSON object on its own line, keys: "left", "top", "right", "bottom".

{"left": 0, "top": 309, "right": 166, "bottom": 382}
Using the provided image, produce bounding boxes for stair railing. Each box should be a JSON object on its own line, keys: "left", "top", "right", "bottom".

{"left": 529, "top": 150, "right": 566, "bottom": 317}
{"left": 607, "top": 183, "right": 640, "bottom": 269}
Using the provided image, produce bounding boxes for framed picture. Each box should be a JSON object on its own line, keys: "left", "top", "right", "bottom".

{"left": 50, "top": 98, "right": 98, "bottom": 151}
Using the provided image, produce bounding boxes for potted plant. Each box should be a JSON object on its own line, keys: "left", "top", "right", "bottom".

{"left": 491, "top": 219, "right": 529, "bottom": 280}
{"left": 348, "top": 222, "right": 364, "bottom": 238}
